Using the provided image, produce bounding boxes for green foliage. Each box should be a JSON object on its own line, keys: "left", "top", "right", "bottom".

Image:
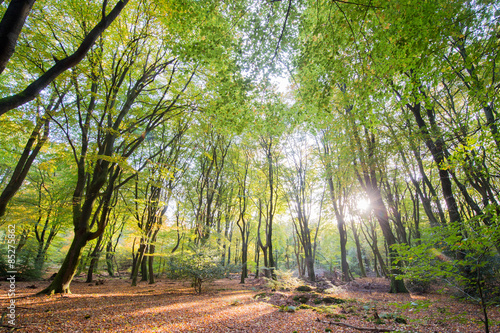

{"left": 322, "top": 297, "right": 346, "bottom": 305}
{"left": 165, "top": 245, "right": 236, "bottom": 293}
{"left": 389, "top": 300, "right": 432, "bottom": 314}
{"left": 296, "top": 285, "right": 313, "bottom": 292}
{"left": 264, "top": 270, "right": 301, "bottom": 291}
{"left": 393, "top": 216, "right": 500, "bottom": 302}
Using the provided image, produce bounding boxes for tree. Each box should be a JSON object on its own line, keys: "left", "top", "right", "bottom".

{"left": 40, "top": 4, "right": 199, "bottom": 293}
{"left": 317, "top": 126, "right": 353, "bottom": 282}
{"left": 283, "top": 131, "right": 321, "bottom": 282}
{"left": 130, "top": 120, "right": 190, "bottom": 286}
{"left": 231, "top": 142, "right": 253, "bottom": 283}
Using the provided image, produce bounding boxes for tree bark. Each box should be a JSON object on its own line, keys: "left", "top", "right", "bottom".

{"left": 350, "top": 221, "right": 366, "bottom": 277}
{"left": 0, "top": 114, "right": 49, "bottom": 217}
{"left": 86, "top": 234, "right": 104, "bottom": 283}
{"left": 0, "top": 0, "right": 36, "bottom": 74}
{"left": 39, "top": 229, "right": 89, "bottom": 294}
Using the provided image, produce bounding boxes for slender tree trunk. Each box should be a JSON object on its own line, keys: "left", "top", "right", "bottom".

{"left": 86, "top": 234, "right": 104, "bottom": 283}
{"left": 131, "top": 243, "right": 146, "bottom": 286}
{"left": 408, "top": 102, "right": 462, "bottom": 225}
{"left": 240, "top": 238, "right": 248, "bottom": 284}
{"left": 254, "top": 240, "right": 260, "bottom": 278}
{"left": 351, "top": 221, "right": 366, "bottom": 277}
{"left": 0, "top": 115, "right": 50, "bottom": 218}
{"left": 106, "top": 241, "right": 115, "bottom": 277}
{"left": 148, "top": 230, "right": 159, "bottom": 284}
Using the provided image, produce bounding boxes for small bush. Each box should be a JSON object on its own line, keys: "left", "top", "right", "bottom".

{"left": 293, "top": 295, "right": 309, "bottom": 303}
{"left": 404, "top": 278, "right": 431, "bottom": 294}
{"left": 165, "top": 245, "right": 234, "bottom": 293}
{"left": 265, "top": 270, "right": 301, "bottom": 291}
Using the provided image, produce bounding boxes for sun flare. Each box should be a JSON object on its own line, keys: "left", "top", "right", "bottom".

{"left": 357, "top": 198, "right": 370, "bottom": 211}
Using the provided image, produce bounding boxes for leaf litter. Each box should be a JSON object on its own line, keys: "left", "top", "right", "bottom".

{"left": 0, "top": 277, "right": 498, "bottom": 332}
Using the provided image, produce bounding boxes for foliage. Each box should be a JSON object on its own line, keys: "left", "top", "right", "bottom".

{"left": 165, "top": 245, "right": 236, "bottom": 293}
{"left": 393, "top": 212, "right": 500, "bottom": 332}
{"left": 264, "top": 269, "right": 302, "bottom": 291}
{"left": 393, "top": 218, "right": 500, "bottom": 302}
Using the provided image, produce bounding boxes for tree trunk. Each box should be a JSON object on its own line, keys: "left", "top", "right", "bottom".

{"left": 0, "top": 115, "right": 50, "bottom": 218}
{"left": 131, "top": 243, "right": 146, "bottom": 286}
{"left": 254, "top": 240, "right": 260, "bottom": 278}
{"left": 408, "top": 102, "right": 462, "bottom": 225}
{"left": 106, "top": 240, "right": 115, "bottom": 277}
{"left": 0, "top": 0, "right": 130, "bottom": 117}
{"left": 240, "top": 239, "right": 248, "bottom": 284}
{"left": 351, "top": 221, "right": 366, "bottom": 277}
{"left": 140, "top": 253, "right": 148, "bottom": 282}
{"left": 86, "top": 234, "right": 104, "bottom": 283}
{"left": 0, "top": 0, "right": 36, "bottom": 74}
{"left": 39, "top": 229, "right": 89, "bottom": 294}
{"left": 148, "top": 230, "right": 159, "bottom": 284}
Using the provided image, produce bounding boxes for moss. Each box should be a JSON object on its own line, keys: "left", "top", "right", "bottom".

{"left": 326, "top": 313, "right": 347, "bottom": 321}
{"left": 322, "top": 296, "right": 346, "bottom": 304}
{"left": 296, "top": 285, "right": 313, "bottom": 292}
{"left": 253, "top": 292, "right": 268, "bottom": 299}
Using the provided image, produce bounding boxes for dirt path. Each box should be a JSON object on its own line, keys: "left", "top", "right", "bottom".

{"left": 0, "top": 277, "right": 498, "bottom": 332}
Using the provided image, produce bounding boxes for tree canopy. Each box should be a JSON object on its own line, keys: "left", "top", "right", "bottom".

{"left": 0, "top": 2, "right": 499, "bottom": 329}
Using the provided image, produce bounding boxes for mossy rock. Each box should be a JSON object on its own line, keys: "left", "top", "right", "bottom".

{"left": 326, "top": 313, "right": 346, "bottom": 321}
{"left": 322, "top": 296, "right": 346, "bottom": 304}
{"left": 296, "top": 285, "right": 313, "bottom": 292}
{"left": 253, "top": 292, "right": 268, "bottom": 299}
{"left": 395, "top": 317, "right": 407, "bottom": 324}
{"left": 279, "top": 305, "right": 297, "bottom": 313}
{"left": 293, "top": 295, "right": 309, "bottom": 303}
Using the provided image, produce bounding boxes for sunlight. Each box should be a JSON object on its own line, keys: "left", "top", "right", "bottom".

{"left": 357, "top": 198, "right": 370, "bottom": 212}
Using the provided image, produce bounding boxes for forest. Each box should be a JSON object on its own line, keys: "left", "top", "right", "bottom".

{"left": 0, "top": 0, "right": 499, "bottom": 332}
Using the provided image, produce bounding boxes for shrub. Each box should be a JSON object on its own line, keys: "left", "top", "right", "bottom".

{"left": 404, "top": 278, "right": 431, "bottom": 294}
{"left": 165, "top": 245, "right": 234, "bottom": 293}
{"left": 393, "top": 216, "right": 500, "bottom": 333}
{"left": 264, "top": 270, "right": 301, "bottom": 291}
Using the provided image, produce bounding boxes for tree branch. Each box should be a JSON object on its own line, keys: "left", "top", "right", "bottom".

{"left": 0, "top": 0, "right": 36, "bottom": 74}
{"left": 0, "top": 0, "right": 129, "bottom": 117}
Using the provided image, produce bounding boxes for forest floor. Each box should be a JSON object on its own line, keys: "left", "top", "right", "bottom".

{"left": 0, "top": 275, "right": 498, "bottom": 333}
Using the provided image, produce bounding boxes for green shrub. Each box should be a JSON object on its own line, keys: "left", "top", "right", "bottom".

{"left": 164, "top": 245, "right": 234, "bottom": 293}
{"left": 264, "top": 270, "right": 301, "bottom": 291}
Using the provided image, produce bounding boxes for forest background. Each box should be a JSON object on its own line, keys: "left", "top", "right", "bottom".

{"left": 0, "top": 0, "right": 499, "bottom": 320}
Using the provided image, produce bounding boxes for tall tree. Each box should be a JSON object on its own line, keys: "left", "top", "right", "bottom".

{"left": 40, "top": 4, "right": 199, "bottom": 293}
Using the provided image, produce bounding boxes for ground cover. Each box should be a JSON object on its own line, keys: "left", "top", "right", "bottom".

{"left": 1, "top": 277, "right": 498, "bottom": 332}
